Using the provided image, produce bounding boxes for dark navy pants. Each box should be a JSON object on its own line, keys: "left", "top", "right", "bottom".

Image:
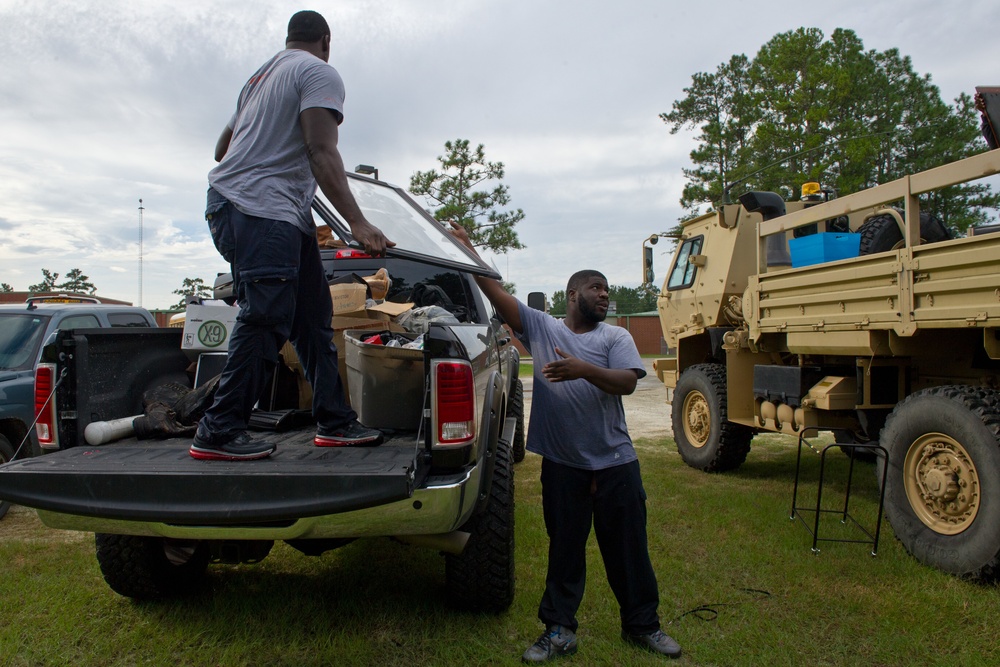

{"left": 537, "top": 458, "right": 661, "bottom": 635}
{"left": 196, "top": 194, "right": 355, "bottom": 444}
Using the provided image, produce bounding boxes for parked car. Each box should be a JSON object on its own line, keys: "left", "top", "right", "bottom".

{"left": 0, "top": 295, "right": 155, "bottom": 518}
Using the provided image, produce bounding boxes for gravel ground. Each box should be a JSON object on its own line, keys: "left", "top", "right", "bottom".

{"left": 522, "top": 358, "right": 674, "bottom": 441}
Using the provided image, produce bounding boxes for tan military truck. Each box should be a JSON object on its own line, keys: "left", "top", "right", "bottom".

{"left": 644, "top": 149, "right": 1000, "bottom": 580}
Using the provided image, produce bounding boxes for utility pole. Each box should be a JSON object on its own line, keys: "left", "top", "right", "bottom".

{"left": 138, "top": 198, "right": 144, "bottom": 307}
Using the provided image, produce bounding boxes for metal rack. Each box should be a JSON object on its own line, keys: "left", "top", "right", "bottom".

{"left": 790, "top": 426, "right": 889, "bottom": 555}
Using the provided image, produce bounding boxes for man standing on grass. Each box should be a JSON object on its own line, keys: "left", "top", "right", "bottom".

{"left": 448, "top": 222, "right": 681, "bottom": 662}
{"left": 192, "top": 10, "right": 393, "bottom": 461}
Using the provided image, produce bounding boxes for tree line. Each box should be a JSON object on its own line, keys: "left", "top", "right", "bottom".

{"left": 661, "top": 27, "right": 998, "bottom": 233}
{"left": 548, "top": 285, "right": 657, "bottom": 317}
{"left": 0, "top": 268, "right": 99, "bottom": 296}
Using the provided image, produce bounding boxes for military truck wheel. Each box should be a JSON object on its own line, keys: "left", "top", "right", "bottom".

{"left": 509, "top": 379, "right": 526, "bottom": 463}
{"left": 858, "top": 211, "right": 951, "bottom": 254}
{"left": 95, "top": 534, "right": 210, "bottom": 599}
{"left": 879, "top": 386, "right": 1000, "bottom": 581}
{"left": 445, "top": 439, "right": 515, "bottom": 612}
{"left": 0, "top": 434, "right": 14, "bottom": 519}
{"left": 672, "top": 363, "right": 753, "bottom": 472}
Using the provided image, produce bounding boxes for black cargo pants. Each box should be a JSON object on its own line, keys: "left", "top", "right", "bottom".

{"left": 196, "top": 192, "right": 355, "bottom": 443}
{"left": 537, "top": 457, "right": 661, "bottom": 635}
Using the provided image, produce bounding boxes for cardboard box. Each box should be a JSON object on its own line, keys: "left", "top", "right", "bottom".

{"left": 181, "top": 304, "right": 240, "bottom": 352}
{"left": 788, "top": 232, "right": 861, "bottom": 268}
{"left": 330, "top": 282, "right": 368, "bottom": 314}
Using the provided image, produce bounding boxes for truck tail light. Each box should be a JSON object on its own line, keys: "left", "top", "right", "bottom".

{"left": 34, "top": 363, "right": 59, "bottom": 449}
{"left": 433, "top": 360, "right": 475, "bottom": 445}
{"left": 334, "top": 248, "right": 372, "bottom": 259}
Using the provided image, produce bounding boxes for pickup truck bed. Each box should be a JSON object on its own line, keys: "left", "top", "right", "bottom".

{"left": 0, "top": 432, "right": 426, "bottom": 524}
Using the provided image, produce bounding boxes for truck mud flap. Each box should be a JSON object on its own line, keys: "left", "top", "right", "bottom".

{"left": 0, "top": 433, "right": 422, "bottom": 525}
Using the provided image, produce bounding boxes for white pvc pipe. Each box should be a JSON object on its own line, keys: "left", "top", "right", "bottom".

{"left": 84, "top": 416, "right": 141, "bottom": 445}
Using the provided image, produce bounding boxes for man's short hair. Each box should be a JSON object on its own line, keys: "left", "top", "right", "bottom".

{"left": 287, "top": 10, "right": 330, "bottom": 43}
{"left": 567, "top": 270, "right": 607, "bottom": 294}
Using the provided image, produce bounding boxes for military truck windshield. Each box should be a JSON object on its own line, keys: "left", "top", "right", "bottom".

{"left": 0, "top": 313, "right": 50, "bottom": 371}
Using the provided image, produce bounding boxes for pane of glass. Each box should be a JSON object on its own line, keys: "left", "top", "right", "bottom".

{"left": 108, "top": 312, "right": 151, "bottom": 327}
{"left": 667, "top": 237, "right": 703, "bottom": 290}
{"left": 0, "top": 314, "right": 50, "bottom": 371}
{"left": 59, "top": 315, "right": 100, "bottom": 329}
{"left": 315, "top": 178, "right": 484, "bottom": 270}
{"left": 667, "top": 241, "right": 694, "bottom": 289}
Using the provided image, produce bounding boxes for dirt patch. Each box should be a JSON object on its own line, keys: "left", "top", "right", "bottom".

{"left": 522, "top": 359, "right": 674, "bottom": 441}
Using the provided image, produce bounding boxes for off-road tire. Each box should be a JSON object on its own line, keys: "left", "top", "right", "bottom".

{"left": 672, "top": 363, "right": 753, "bottom": 472}
{"left": 445, "top": 440, "right": 515, "bottom": 612}
{"left": 879, "top": 386, "right": 1000, "bottom": 582}
{"left": 509, "top": 379, "right": 526, "bottom": 463}
{"left": 95, "top": 534, "right": 210, "bottom": 599}
{"left": 858, "top": 210, "right": 951, "bottom": 255}
{"left": 0, "top": 434, "right": 14, "bottom": 519}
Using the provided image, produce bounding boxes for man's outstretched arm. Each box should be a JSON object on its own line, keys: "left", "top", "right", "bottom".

{"left": 448, "top": 221, "right": 523, "bottom": 333}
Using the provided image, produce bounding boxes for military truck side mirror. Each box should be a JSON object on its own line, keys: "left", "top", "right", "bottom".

{"left": 643, "top": 245, "right": 655, "bottom": 285}
{"left": 527, "top": 292, "right": 546, "bottom": 312}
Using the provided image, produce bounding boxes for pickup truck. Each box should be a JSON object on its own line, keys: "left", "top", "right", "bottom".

{"left": 0, "top": 297, "right": 156, "bottom": 519}
{"left": 0, "top": 174, "right": 523, "bottom": 612}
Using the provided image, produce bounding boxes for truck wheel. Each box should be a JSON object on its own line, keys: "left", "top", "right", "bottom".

{"left": 672, "top": 363, "right": 752, "bottom": 472}
{"left": 510, "top": 379, "right": 526, "bottom": 463}
{"left": 879, "top": 386, "right": 1000, "bottom": 581}
{"left": 445, "top": 440, "right": 515, "bottom": 612}
{"left": 95, "top": 533, "right": 210, "bottom": 599}
{"left": 858, "top": 211, "right": 951, "bottom": 254}
{"left": 0, "top": 434, "right": 14, "bottom": 519}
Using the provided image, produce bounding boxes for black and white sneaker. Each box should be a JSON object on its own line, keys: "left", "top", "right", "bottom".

{"left": 314, "top": 420, "right": 383, "bottom": 447}
{"left": 522, "top": 625, "right": 578, "bottom": 663}
{"left": 190, "top": 432, "right": 275, "bottom": 461}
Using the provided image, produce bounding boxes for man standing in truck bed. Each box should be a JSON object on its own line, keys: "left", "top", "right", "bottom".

{"left": 448, "top": 223, "right": 682, "bottom": 662}
{"left": 192, "top": 10, "right": 394, "bottom": 461}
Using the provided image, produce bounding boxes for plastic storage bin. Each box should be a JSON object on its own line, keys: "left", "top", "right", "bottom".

{"left": 344, "top": 330, "right": 425, "bottom": 430}
{"left": 788, "top": 232, "right": 861, "bottom": 268}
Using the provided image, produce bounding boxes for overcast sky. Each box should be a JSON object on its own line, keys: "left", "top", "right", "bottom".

{"left": 1, "top": 0, "right": 997, "bottom": 309}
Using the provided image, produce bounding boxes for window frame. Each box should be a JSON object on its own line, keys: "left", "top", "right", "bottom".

{"left": 665, "top": 235, "right": 705, "bottom": 291}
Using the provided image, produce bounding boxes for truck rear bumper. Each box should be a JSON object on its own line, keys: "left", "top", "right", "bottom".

{"left": 34, "top": 465, "right": 480, "bottom": 541}
{"left": 0, "top": 434, "right": 480, "bottom": 539}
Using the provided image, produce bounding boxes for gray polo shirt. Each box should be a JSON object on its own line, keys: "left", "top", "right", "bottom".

{"left": 209, "top": 49, "right": 346, "bottom": 234}
{"left": 517, "top": 301, "right": 646, "bottom": 470}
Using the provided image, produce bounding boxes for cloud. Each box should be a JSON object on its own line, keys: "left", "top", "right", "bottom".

{"left": 0, "top": 0, "right": 997, "bottom": 307}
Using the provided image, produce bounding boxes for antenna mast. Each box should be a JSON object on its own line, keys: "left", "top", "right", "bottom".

{"left": 138, "top": 198, "right": 144, "bottom": 307}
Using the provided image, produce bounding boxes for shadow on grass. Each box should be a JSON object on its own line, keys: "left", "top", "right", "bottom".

{"left": 124, "top": 538, "right": 524, "bottom": 665}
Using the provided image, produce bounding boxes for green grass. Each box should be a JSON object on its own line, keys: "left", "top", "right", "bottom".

{"left": 3, "top": 435, "right": 1000, "bottom": 666}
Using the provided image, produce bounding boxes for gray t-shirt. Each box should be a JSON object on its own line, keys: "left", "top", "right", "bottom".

{"left": 208, "top": 49, "right": 346, "bottom": 234}
{"left": 517, "top": 301, "right": 646, "bottom": 470}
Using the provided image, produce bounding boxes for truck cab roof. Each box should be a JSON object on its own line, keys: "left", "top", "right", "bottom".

{"left": 0, "top": 302, "right": 155, "bottom": 373}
